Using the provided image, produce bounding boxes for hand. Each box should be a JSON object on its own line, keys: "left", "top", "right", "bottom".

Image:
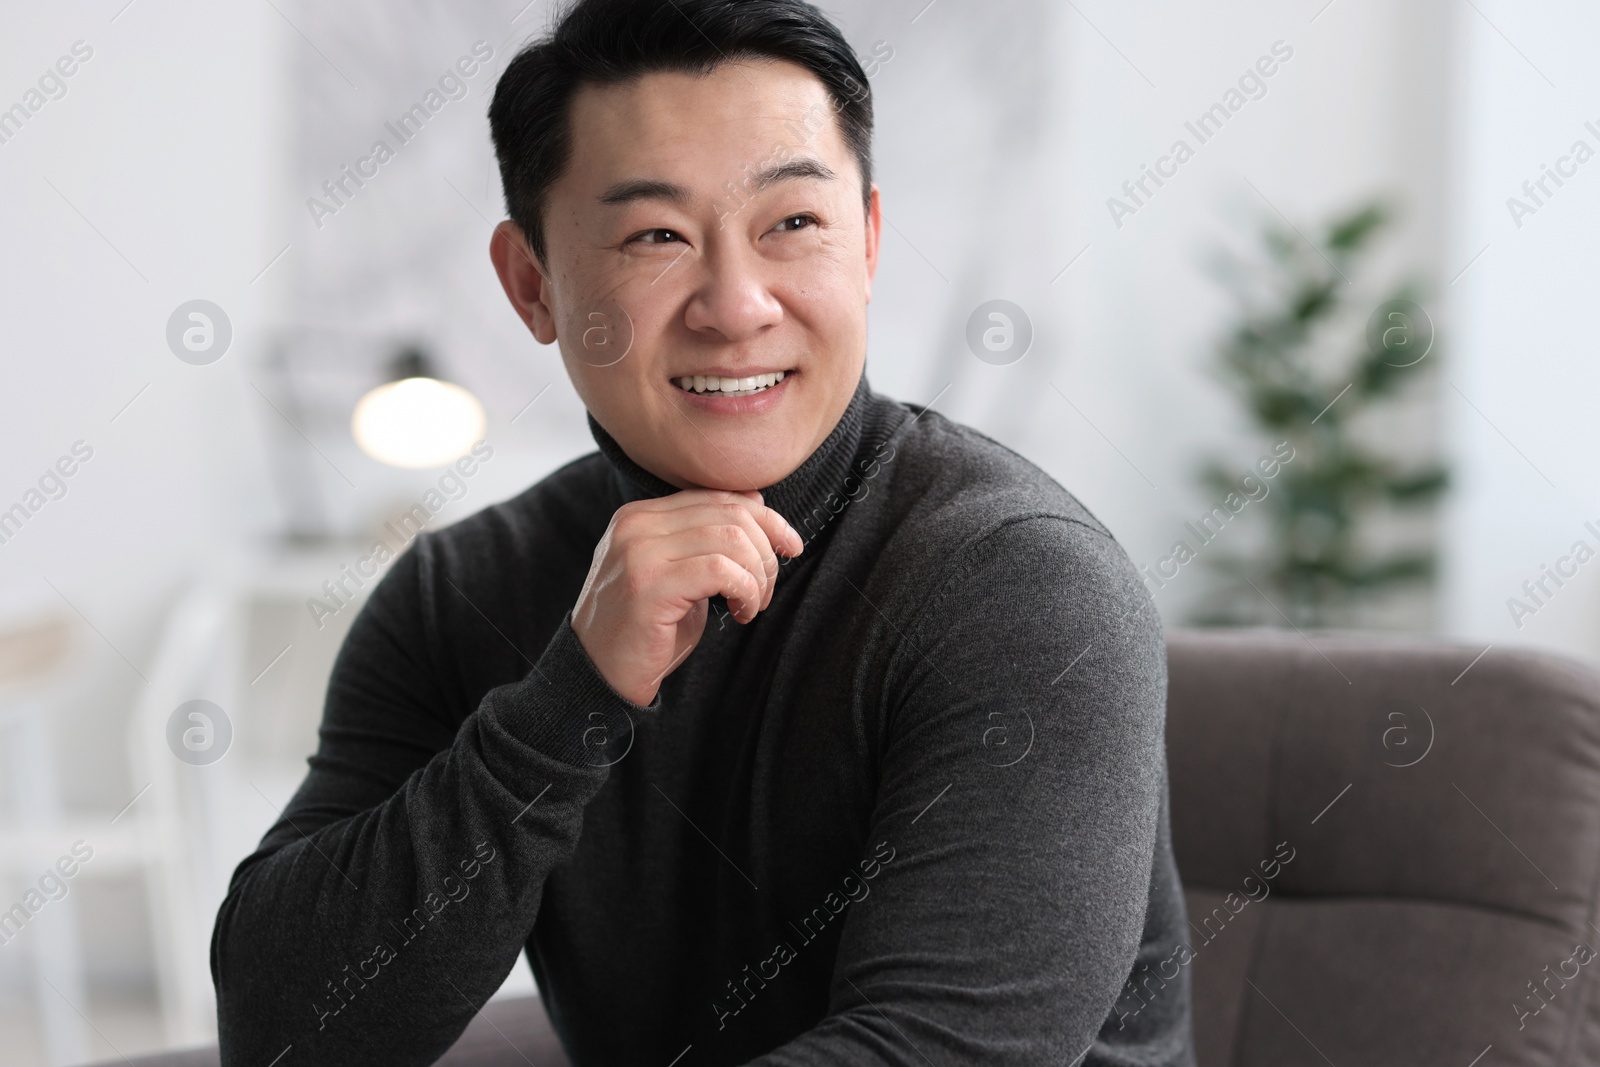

{"left": 570, "top": 489, "right": 804, "bottom": 705}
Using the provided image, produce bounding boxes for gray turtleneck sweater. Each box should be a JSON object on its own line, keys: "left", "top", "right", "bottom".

{"left": 211, "top": 373, "right": 1195, "bottom": 1066}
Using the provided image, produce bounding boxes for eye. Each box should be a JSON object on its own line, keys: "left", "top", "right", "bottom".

{"left": 628, "top": 228, "right": 685, "bottom": 246}
{"left": 771, "top": 213, "right": 818, "bottom": 234}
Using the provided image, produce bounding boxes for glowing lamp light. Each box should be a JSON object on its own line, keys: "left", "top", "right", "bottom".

{"left": 352, "top": 347, "right": 486, "bottom": 469}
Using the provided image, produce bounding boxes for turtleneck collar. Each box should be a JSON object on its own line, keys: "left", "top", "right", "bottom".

{"left": 587, "top": 370, "right": 879, "bottom": 537}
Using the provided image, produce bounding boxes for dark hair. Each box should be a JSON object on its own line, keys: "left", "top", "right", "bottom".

{"left": 488, "top": 0, "right": 874, "bottom": 266}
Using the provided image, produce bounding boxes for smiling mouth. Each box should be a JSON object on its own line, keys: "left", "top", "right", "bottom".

{"left": 673, "top": 370, "right": 789, "bottom": 398}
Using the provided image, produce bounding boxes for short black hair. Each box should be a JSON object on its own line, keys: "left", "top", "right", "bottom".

{"left": 488, "top": 0, "right": 874, "bottom": 266}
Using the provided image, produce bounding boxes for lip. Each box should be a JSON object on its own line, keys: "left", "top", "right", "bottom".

{"left": 671, "top": 369, "right": 795, "bottom": 415}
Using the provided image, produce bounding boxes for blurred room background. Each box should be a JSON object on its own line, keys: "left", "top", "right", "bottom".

{"left": 1, "top": 0, "right": 1592, "bottom": 1061}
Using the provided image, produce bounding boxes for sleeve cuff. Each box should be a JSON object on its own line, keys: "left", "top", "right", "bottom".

{"left": 486, "top": 610, "right": 661, "bottom": 768}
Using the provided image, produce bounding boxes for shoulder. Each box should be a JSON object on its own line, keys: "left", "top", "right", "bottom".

{"left": 861, "top": 403, "right": 1166, "bottom": 743}
{"left": 412, "top": 449, "right": 615, "bottom": 576}
{"left": 870, "top": 401, "right": 1125, "bottom": 584}
{"left": 358, "top": 449, "right": 617, "bottom": 647}
{"left": 862, "top": 400, "right": 1162, "bottom": 665}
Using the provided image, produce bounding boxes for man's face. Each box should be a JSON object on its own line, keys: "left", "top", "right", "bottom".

{"left": 492, "top": 59, "right": 881, "bottom": 490}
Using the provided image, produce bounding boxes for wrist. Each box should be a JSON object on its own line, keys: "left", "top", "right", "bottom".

{"left": 488, "top": 613, "right": 659, "bottom": 768}
{"left": 569, "top": 616, "right": 657, "bottom": 708}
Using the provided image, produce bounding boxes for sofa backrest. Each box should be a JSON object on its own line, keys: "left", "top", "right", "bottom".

{"left": 1166, "top": 627, "right": 1600, "bottom": 1066}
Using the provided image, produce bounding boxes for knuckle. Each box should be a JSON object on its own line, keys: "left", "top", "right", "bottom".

{"left": 611, "top": 507, "right": 644, "bottom": 538}
{"left": 713, "top": 524, "right": 748, "bottom": 550}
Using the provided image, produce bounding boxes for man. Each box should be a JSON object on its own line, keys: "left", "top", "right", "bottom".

{"left": 212, "top": 0, "right": 1195, "bottom": 1063}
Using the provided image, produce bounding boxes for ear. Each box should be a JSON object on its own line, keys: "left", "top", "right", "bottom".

{"left": 490, "top": 220, "right": 558, "bottom": 344}
{"left": 863, "top": 183, "right": 882, "bottom": 304}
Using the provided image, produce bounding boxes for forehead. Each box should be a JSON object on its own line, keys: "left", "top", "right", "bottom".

{"left": 563, "top": 59, "right": 852, "bottom": 191}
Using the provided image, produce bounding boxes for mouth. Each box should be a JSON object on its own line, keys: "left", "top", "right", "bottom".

{"left": 672, "top": 369, "right": 790, "bottom": 399}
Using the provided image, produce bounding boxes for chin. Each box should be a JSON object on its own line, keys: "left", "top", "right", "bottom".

{"left": 679, "top": 446, "right": 802, "bottom": 492}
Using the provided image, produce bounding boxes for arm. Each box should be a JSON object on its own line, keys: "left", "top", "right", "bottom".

{"left": 211, "top": 533, "right": 643, "bottom": 1066}
{"left": 747, "top": 515, "right": 1171, "bottom": 1065}
{"left": 213, "top": 487, "right": 802, "bottom": 1065}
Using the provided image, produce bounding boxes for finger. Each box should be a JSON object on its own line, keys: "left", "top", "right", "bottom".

{"left": 648, "top": 489, "right": 800, "bottom": 556}
{"left": 618, "top": 492, "right": 802, "bottom": 588}
{"left": 664, "top": 555, "right": 764, "bottom": 624}
{"left": 752, "top": 502, "right": 804, "bottom": 559}
{"left": 658, "top": 501, "right": 784, "bottom": 604}
{"left": 608, "top": 492, "right": 761, "bottom": 549}
{"left": 668, "top": 496, "right": 801, "bottom": 561}
{"left": 652, "top": 524, "right": 772, "bottom": 612}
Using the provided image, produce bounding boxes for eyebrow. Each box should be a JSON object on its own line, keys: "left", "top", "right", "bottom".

{"left": 597, "top": 156, "right": 837, "bottom": 206}
{"left": 751, "top": 157, "right": 837, "bottom": 190}
{"left": 598, "top": 177, "right": 689, "bottom": 206}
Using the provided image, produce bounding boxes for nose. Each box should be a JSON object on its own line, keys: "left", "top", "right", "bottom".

{"left": 682, "top": 241, "right": 783, "bottom": 343}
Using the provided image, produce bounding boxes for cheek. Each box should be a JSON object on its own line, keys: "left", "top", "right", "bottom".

{"left": 783, "top": 252, "right": 865, "bottom": 345}
{"left": 556, "top": 265, "right": 655, "bottom": 371}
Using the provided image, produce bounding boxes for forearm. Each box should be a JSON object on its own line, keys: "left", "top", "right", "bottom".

{"left": 212, "top": 617, "right": 639, "bottom": 1065}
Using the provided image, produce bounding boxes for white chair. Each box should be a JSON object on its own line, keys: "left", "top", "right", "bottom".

{"left": 125, "top": 582, "right": 247, "bottom": 1049}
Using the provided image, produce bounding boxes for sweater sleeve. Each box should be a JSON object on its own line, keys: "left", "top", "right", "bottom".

{"left": 210, "top": 532, "right": 650, "bottom": 1066}
{"left": 744, "top": 515, "right": 1175, "bottom": 1066}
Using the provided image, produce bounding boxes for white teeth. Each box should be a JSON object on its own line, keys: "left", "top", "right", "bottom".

{"left": 675, "top": 371, "right": 790, "bottom": 396}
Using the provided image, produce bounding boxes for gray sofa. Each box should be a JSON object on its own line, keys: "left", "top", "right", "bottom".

{"left": 100, "top": 628, "right": 1600, "bottom": 1065}
{"left": 1168, "top": 628, "right": 1600, "bottom": 1065}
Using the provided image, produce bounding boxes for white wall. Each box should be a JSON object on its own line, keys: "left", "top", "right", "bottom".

{"left": 1442, "top": 2, "right": 1600, "bottom": 665}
